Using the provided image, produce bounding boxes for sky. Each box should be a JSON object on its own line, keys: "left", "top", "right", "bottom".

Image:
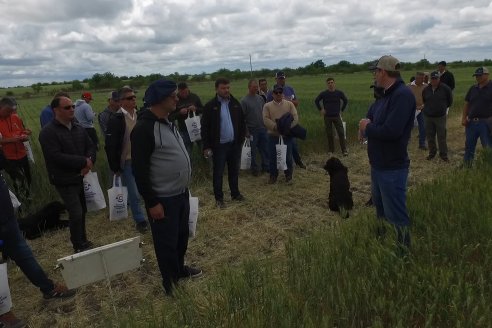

{"left": 1, "top": 0, "right": 492, "bottom": 87}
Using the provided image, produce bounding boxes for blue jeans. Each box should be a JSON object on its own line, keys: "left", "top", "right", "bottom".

{"left": 416, "top": 111, "right": 426, "bottom": 147}
{"left": 268, "top": 135, "right": 293, "bottom": 177}
{"left": 0, "top": 175, "right": 54, "bottom": 294}
{"left": 212, "top": 142, "right": 241, "bottom": 201}
{"left": 371, "top": 167, "right": 410, "bottom": 227}
{"left": 464, "top": 120, "right": 492, "bottom": 163}
{"left": 122, "top": 160, "right": 146, "bottom": 223}
{"left": 250, "top": 129, "right": 269, "bottom": 172}
{"left": 148, "top": 191, "right": 189, "bottom": 294}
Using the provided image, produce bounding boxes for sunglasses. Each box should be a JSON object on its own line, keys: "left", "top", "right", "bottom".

{"left": 62, "top": 105, "right": 75, "bottom": 110}
{"left": 124, "top": 95, "right": 137, "bottom": 101}
{"left": 273, "top": 91, "right": 283, "bottom": 95}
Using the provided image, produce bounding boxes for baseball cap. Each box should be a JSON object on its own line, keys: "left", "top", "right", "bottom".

{"left": 430, "top": 71, "right": 440, "bottom": 79}
{"left": 144, "top": 80, "right": 177, "bottom": 106}
{"left": 369, "top": 55, "right": 401, "bottom": 72}
{"left": 82, "top": 92, "right": 93, "bottom": 100}
{"left": 275, "top": 71, "right": 286, "bottom": 79}
{"left": 472, "top": 67, "right": 489, "bottom": 76}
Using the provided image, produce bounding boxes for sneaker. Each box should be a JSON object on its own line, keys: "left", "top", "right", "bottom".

{"left": 136, "top": 221, "right": 148, "bottom": 234}
{"left": 179, "top": 265, "right": 203, "bottom": 279}
{"left": 268, "top": 176, "right": 277, "bottom": 184}
{"left": 296, "top": 161, "right": 307, "bottom": 169}
{"left": 0, "top": 311, "right": 27, "bottom": 328}
{"left": 232, "top": 194, "right": 245, "bottom": 202}
{"left": 43, "top": 282, "right": 76, "bottom": 300}
{"left": 74, "top": 240, "right": 93, "bottom": 253}
{"left": 216, "top": 199, "right": 225, "bottom": 209}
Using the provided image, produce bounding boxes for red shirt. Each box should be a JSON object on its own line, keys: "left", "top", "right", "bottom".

{"left": 0, "top": 114, "right": 27, "bottom": 160}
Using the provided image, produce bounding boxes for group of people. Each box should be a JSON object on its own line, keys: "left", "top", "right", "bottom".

{"left": 1, "top": 55, "right": 491, "bottom": 325}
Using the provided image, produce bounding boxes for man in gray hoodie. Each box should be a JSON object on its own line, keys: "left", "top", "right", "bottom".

{"left": 131, "top": 79, "right": 202, "bottom": 295}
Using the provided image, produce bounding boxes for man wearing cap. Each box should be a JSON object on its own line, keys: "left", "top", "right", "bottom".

{"left": 422, "top": 71, "right": 453, "bottom": 161}
{"left": 98, "top": 91, "right": 120, "bottom": 136}
{"left": 169, "top": 82, "right": 204, "bottom": 156}
{"left": 437, "top": 61, "right": 455, "bottom": 91}
{"left": 131, "top": 79, "right": 201, "bottom": 295}
{"left": 39, "top": 96, "right": 96, "bottom": 253}
{"left": 359, "top": 55, "right": 416, "bottom": 251}
{"left": 75, "top": 92, "right": 99, "bottom": 149}
{"left": 201, "top": 77, "right": 246, "bottom": 208}
{"left": 0, "top": 97, "right": 32, "bottom": 201}
{"left": 263, "top": 85, "right": 298, "bottom": 183}
{"left": 461, "top": 67, "right": 492, "bottom": 164}
{"left": 241, "top": 79, "right": 269, "bottom": 175}
{"left": 267, "top": 71, "right": 306, "bottom": 169}
{"left": 314, "top": 77, "right": 349, "bottom": 155}
{"left": 105, "top": 86, "right": 148, "bottom": 233}
{"left": 408, "top": 72, "right": 428, "bottom": 150}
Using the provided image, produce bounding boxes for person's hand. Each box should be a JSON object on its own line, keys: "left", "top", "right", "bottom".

{"left": 24, "top": 129, "right": 32, "bottom": 135}
{"left": 320, "top": 109, "right": 326, "bottom": 116}
{"left": 188, "top": 105, "right": 196, "bottom": 112}
{"left": 148, "top": 203, "right": 165, "bottom": 220}
{"left": 359, "top": 118, "right": 371, "bottom": 137}
{"left": 461, "top": 117, "right": 468, "bottom": 127}
{"left": 81, "top": 167, "right": 90, "bottom": 176}
{"left": 86, "top": 158, "right": 94, "bottom": 170}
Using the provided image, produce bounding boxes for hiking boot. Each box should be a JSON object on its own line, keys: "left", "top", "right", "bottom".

{"left": 440, "top": 156, "right": 449, "bottom": 162}
{"left": 231, "top": 194, "right": 245, "bottom": 202}
{"left": 136, "top": 221, "right": 148, "bottom": 234}
{"left": 426, "top": 154, "right": 435, "bottom": 160}
{"left": 43, "top": 282, "right": 76, "bottom": 300}
{"left": 251, "top": 169, "right": 260, "bottom": 177}
{"left": 268, "top": 176, "right": 277, "bottom": 184}
{"left": 285, "top": 174, "right": 292, "bottom": 183}
{"left": 0, "top": 311, "right": 27, "bottom": 328}
{"left": 216, "top": 199, "right": 225, "bottom": 209}
{"left": 74, "top": 241, "right": 93, "bottom": 253}
{"left": 179, "top": 265, "right": 203, "bottom": 279}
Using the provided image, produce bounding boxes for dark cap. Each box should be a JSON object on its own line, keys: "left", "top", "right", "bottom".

{"left": 177, "top": 82, "right": 188, "bottom": 90}
{"left": 368, "top": 55, "right": 401, "bottom": 72}
{"left": 430, "top": 71, "right": 440, "bottom": 79}
{"left": 144, "top": 80, "right": 177, "bottom": 106}
{"left": 438, "top": 61, "right": 447, "bottom": 66}
{"left": 273, "top": 85, "right": 284, "bottom": 92}
{"left": 108, "top": 91, "right": 119, "bottom": 101}
{"left": 275, "top": 71, "right": 286, "bottom": 79}
{"left": 472, "top": 67, "right": 489, "bottom": 76}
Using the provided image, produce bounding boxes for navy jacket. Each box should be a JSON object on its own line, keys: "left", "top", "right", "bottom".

{"left": 366, "top": 79, "right": 416, "bottom": 170}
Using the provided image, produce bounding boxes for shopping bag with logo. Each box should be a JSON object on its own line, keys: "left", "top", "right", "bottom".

{"left": 108, "top": 175, "right": 128, "bottom": 221}
{"left": 0, "top": 263, "right": 12, "bottom": 315}
{"left": 185, "top": 113, "right": 201, "bottom": 142}
{"left": 83, "top": 171, "right": 106, "bottom": 212}
{"left": 276, "top": 136, "right": 288, "bottom": 171}
{"left": 188, "top": 192, "right": 199, "bottom": 238}
{"left": 23, "top": 141, "right": 35, "bottom": 163}
{"left": 240, "top": 138, "right": 251, "bottom": 170}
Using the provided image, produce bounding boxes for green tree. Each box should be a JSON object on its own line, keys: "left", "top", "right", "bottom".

{"left": 31, "top": 83, "right": 42, "bottom": 94}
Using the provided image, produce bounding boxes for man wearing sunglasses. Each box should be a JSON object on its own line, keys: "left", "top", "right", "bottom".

{"left": 39, "top": 96, "right": 97, "bottom": 253}
{"left": 105, "top": 86, "right": 148, "bottom": 233}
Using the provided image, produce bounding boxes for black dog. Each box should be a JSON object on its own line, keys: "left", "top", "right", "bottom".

{"left": 323, "top": 157, "right": 354, "bottom": 217}
{"left": 18, "top": 201, "right": 68, "bottom": 239}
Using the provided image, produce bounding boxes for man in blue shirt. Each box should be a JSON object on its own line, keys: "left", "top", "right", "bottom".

{"left": 359, "top": 55, "right": 416, "bottom": 253}
{"left": 267, "top": 71, "right": 306, "bottom": 169}
{"left": 40, "top": 92, "right": 70, "bottom": 128}
{"left": 201, "top": 78, "right": 246, "bottom": 208}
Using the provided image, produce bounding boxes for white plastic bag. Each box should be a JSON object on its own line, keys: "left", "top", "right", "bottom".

{"left": 8, "top": 190, "right": 21, "bottom": 209}
{"left": 83, "top": 171, "right": 106, "bottom": 212}
{"left": 276, "top": 136, "right": 288, "bottom": 171}
{"left": 0, "top": 263, "right": 12, "bottom": 316}
{"left": 23, "top": 141, "right": 35, "bottom": 163}
{"left": 185, "top": 114, "right": 201, "bottom": 142}
{"left": 108, "top": 175, "right": 128, "bottom": 221}
{"left": 240, "top": 138, "right": 251, "bottom": 170}
{"left": 188, "top": 192, "right": 199, "bottom": 238}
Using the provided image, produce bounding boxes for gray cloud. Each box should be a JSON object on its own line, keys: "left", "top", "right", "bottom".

{"left": 1, "top": 0, "right": 492, "bottom": 86}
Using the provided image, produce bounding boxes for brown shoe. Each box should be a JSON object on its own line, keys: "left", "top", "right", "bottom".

{"left": 43, "top": 282, "right": 76, "bottom": 300}
{"left": 0, "top": 311, "right": 27, "bottom": 328}
{"left": 268, "top": 176, "right": 277, "bottom": 184}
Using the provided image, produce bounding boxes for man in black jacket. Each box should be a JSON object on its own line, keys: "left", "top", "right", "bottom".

{"left": 39, "top": 96, "right": 96, "bottom": 253}
{"left": 422, "top": 71, "right": 453, "bottom": 161}
{"left": 437, "top": 61, "right": 455, "bottom": 91}
{"left": 201, "top": 78, "right": 246, "bottom": 208}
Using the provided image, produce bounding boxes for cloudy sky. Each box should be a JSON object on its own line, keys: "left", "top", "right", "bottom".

{"left": 1, "top": 0, "right": 491, "bottom": 87}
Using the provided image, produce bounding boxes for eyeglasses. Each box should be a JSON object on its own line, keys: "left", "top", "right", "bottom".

{"left": 273, "top": 91, "right": 283, "bottom": 95}
{"left": 124, "top": 95, "right": 137, "bottom": 101}
{"left": 62, "top": 105, "right": 75, "bottom": 110}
